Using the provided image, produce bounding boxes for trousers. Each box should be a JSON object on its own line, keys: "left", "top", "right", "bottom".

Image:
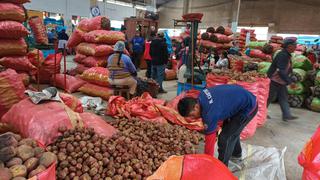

{"left": 151, "top": 64, "right": 166, "bottom": 90}
{"left": 108, "top": 76, "right": 137, "bottom": 95}
{"left": 267, "top": 81, "right": 292, "bottom": 118}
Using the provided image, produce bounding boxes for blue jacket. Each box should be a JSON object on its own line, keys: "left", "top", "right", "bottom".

{"left": 132, "top": 37, "right": 145, "bottom": 53}
{"left": 198, "top": 85, "right": 257, "bottom": 134}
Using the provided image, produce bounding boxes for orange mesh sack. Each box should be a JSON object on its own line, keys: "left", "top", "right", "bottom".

{"left": 84, "top": 30, "right": 125, "bottom": 44}
{"left": 76, "top": 42, "right": 96, "bottom": 56}
{"left": 79, "top": 83, "right": 113, "bottom": 100}
{"left": 147, "top": 154, "right": 237, "bottom": 180}
{"left": 0, "top": 38, "right": 27, "bottom": 57}
{"left": 82, "top": 56, "right": 107, "bottom": 68}
{"left": 0, "top": 69, "right": 26, "bottom": 118}
{"left": 0, "top": 3, "right": 26, "bottom": 22}
{"left": 80, "top": 67, "right": 110, "bottom": 87}
{"left": 0, "top": 20, "right": 28, "bottom": 39}
{"left": 28, "top": 16, "right": 49, "bottom": 45}
{"left": 67, "top": 28, "right": 85, "bottom": 48}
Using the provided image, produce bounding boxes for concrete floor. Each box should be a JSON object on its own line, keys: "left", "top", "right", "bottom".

{"left": 64, "top": 55, "right": 320, "bottom": 180}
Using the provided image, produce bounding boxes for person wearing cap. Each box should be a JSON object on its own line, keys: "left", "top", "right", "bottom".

{"left": 177, "top": 85, "right": 258, "bottom": 167}
{"left": 150, "top": 31, "right": 169, "bottom": 93}
{"left": 107, "top": 41, "right": 138, "bottom": 98}
{"left": 267, "top": 38, "right": 298, "bottom": 121}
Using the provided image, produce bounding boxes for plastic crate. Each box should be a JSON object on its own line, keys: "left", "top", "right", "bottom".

{"left": 177, "top": 81, "right": 206, "bottom": 95}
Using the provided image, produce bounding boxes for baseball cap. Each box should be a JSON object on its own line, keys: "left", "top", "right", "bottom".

{"left": 283, "top": 38, "right": 297, "bottom": 48}
{"left": 157, "top": 31, "right": 164, "bottom": 37}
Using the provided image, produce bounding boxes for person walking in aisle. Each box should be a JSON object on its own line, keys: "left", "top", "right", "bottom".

{"left": 177, "top": 85, "right": 258, "bottom": 167}
{"left": 108, "top": 41, "right": 138, "bottom": 98}
{"left": 131, "top": 31, "right": 145, "bottom": 70}
{"left": 150, "top": 31, "right": 169, "bottom": 93}
{"left": 267, "top": 38, "right": 298, "bottom": 121}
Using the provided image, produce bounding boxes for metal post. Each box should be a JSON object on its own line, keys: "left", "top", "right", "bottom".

{"left": 183, "top": 0, "right": 190, "bottom": 15}
{"left": 37, "top": 49, "right": 40, "bottom": 91}
{"left": 53, "top": 41, "right": 57, "bottom": 86}
{"left": 63, "top": 44, "right": 67, "bottom": 91}
{"left": 230, "top": 0, "right": 241, "bottom": 33}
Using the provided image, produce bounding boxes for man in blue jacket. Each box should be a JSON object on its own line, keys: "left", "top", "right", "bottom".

{"left": 178, "top": 85, "right": 258, "bottom": 166}
{"left": 131, "top": 31, "right": 145, "bottom": 69}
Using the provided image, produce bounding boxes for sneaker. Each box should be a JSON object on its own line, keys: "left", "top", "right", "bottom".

{"left": 229, "top": 157, "right": 244, "bottom": 171}
{"left": 283, "top": 116, "right": 298, "bottom": 121}
{"left": 159, "top": 89, "right": 167, "bottom": 94}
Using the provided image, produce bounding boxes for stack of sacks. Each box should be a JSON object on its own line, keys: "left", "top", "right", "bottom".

{"left": 67, "top": 16, "right": 128, "bottom": 75}
{"left": 199, "top": 26, "right": 233, "bottom": 52}
{"left": 78, "top": 67, "right": 114, "bottom": 100}
{"left": 245, "top": 41, "right": 272, "bottom": 62}
{"left": 269, "top": 35, "right": 283, "bottom": 52}
{"left": 234, "top": 29, "right": 256, "bottom": 50}
{"left": 0, "top": 0, "right": 35, "bottom": 77}
{"left": 295, "top": 44, "right": 307, "bottom": 55}
{"left": 28, "top": 16, "right": 48, "bottom": 45}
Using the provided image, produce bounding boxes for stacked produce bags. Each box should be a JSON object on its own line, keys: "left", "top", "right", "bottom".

{"left": 199, "top": 26, "right": 233, "bottom": 52}
{"left": 68, "top": 16, "right": 124, "bottom": 74}
{"left": 269, "top": 35, "right": 283, "bottom": 53}
{"left": 234, "top": 29, "right": 256, "bottom": 50}
{"left": 305, "top": 70, "right": 320, "bottom": 112}
{"left": 0, "top": 1, "right": 34, "bottom": 75}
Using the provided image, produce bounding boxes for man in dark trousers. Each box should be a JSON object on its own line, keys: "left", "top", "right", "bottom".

{"left": 177, "top": 85, "right": 258, "bottom": 167}
{"left": 150, "top": 31, "right": 169, "bottom": 93}
{"left": 267, "top": 38, "right": 298, "bottom": 121}
{"left": 131, "top": 31, "right": 145, "bottom": 70}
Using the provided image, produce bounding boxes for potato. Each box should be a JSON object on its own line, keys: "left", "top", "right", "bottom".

{"left": 0, "top": 146, "right": 16, "bottom": 162}
{"left": 6, "top": 158, "right": 23, "bottom": 167}
{"left": 33, "top": 147, "right": 44, "bottom": 158}
{"left": 16, "top": 145, "right": 34, "bottom": 161}
{"left": 18, "top": 138, "right": 37, "bottom": 147}
{"left": 39, "top": 152, "right": 57, "bottom": 168}
{"left": 24, "top": 157, "right": 38, "bottom": 172}
{"left": 0, "top": 167, "right": 12, "bottom": 180}
{"left": 9, "top": 165, "right": 27, "bottom": 178}
{"left": 79, "top": 173, "right": 91, "bottom": 180}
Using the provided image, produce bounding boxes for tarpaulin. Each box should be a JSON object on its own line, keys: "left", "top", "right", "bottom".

{"left": 0, "top": 38, "right": 27, "bottom": 57}
{"left": 0, "top": 3, "right": 26, "bottom": 22}
{"left": 59, "top": 92, "right": 83, "bottom": 113}
{"left": 52, "top": 74, "right": 86, "bottom": 93}
{"left": 67, "top": 28, "right": 85, "bottom": 48}
{"left": 0, "top": 56, "right": 37, "bottom": 74}
{"left": 0, "top": 69, "right": 26, "bottom": 118}
{"left": 0, "top": 20, "right": 28, "bottom": 39}
{"left": 107, "top": 92, "right": 204, "bottom": 130}
{"left": 80, "top": 67, "right": 110, "bottom": 87}
{"left": 299, "top": 126, "right": 320, "bottom": 180}
{"left": 79, "top": 83, "right": 113, "bottom": 100}
{"left": 84, "top": 30, "right": 125, "bottom": 45}
{"left": 28, "top": 16, "right": 49, "bottom": 45}
{"left": 147, "top": 154, "right": 237, "bottom": 180}
{"left": 1, "top": 99, "right": 117, "bottom": 146}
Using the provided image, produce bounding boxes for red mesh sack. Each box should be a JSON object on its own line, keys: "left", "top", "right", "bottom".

{"left": 0, "top": 38, "right": 27, "bottom": 57}
{"left": 165, "top": 69, "right": 177, "bottom": 80}
{"left": 298, "top": 126, "right": 320, "bottom": 180}
{"left": 18, "top": 73, "right": 30, "bottom": 86}
{"left": 206, "top": 73, "right": 230, "bottom": 87}
{"left": 223, "top": 42, "right": 233, "bottom": 49}
{"left": 95, "top": 44, "right": 114, "bottom": 56}
{"left": 28, "top": 16, "right": 49, "bottom": 45}
{"left": 59, "top": 92, "right": 83, "bottom": 113}
{"left": 1, "top": 99, "right": 116, "bottom": 146}
{"left": 82, "top": 56, "right": 107, "bottom": 67}
{"left": 80, "top": 67, "right": 110, "bottom": 87}
{"left": 148, "top": 154, "right": 237, "bottom": 180}
{"left": 215, "top": 26, "right": 233, "bottom": 36}
{"left": 249, "top": 49, "right": 270, "bottom": 60}
{"left": 76, "top": 42, "right": 96, "bottom": 56}
{"left": 79, "top": 83, "right": 113, "bottom": 100}
{"left": 74, "top": 53, "right": 87, "bottom": 64}
{"left": 256, "top": 78, "right": 270, "bottom": 126}
{"left": 0, "top": 69, "right": 26, "bottom": 118}
{"left": 52, "top": 74, "right": 86, "bottom": 93}
{"left": 87, "top": 16, "right": 111, "bottom": 32}
{"left": 0, "top": 20, "right": 28, "bottom": 39}
{"left": 77, "top": 18, "right": 90, "bottom": 32}
{"left": 84, "top": 30, "right": 125, "bottom": 44}
{"left": 38, "top": 53, "right": 62, "bottom": 84}
{"left": 75, "top": 64, "right": 89, "bottom": 74}
{"left": 0, "top": 3, "right": 26, "bottom": 22}
{"left": 0, "top": 56, "right": 36, "bottom": 74}
{"left": 1, "top": 0, "right": 30, "bottom": 3}
{"left": 27, "top": 49, "right": 45, "bottom": 67}
{"left": 199, "top": 40, "right": 223, "bottom": 49}
{"left": 271, "top": 35, "right": 283, "bottom": 41}
{"left": 67, "top": 28, "right": 85, "bottom": 48}
{"left": 210, "top": 33, "right": 232, "bottom": 43}
{"left": 80, "top": 112, "right": 118, "bottom": 138}
{"left": 182, "top": 13, "right": 203, "bottom": 21}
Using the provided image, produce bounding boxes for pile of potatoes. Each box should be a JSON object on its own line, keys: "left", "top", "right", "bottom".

{"left": 0, "top": 132, "right": 57, "bottom": 180}
{"left": 50, "top": 119, "right": 202, "bottom": 179}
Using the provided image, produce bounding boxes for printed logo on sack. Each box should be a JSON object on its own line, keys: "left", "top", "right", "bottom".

{"left": 203, "top": 89, "right": 214, "bottom": 104}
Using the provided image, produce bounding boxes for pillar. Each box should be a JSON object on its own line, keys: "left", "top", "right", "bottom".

{"left": 230, "top": 0, "right": 241, "bottom": 32}
{"left": 183, "top": 0, "right": 189, "bottom": 15}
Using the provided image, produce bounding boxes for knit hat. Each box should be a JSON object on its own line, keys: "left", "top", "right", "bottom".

{"left": 114, "top": 41, "right": 125, "bottom": 52}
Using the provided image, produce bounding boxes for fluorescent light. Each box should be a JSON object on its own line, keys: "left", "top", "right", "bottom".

{"left": 106, "top": 0, "right": 133, "bottom": 7}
